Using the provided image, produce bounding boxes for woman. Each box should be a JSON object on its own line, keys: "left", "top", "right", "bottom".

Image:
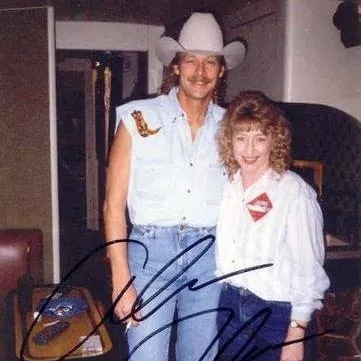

{"left": 215, "top": 91, "right": 330, "bottom": 361}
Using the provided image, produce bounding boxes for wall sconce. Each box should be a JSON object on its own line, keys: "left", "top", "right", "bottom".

{"left": 333, "top": 0, "right": 361, "bottom": 47}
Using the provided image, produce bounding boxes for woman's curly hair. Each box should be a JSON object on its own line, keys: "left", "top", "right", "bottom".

{"left": 160, "top": 53, "right": 227, "bottom": 105}
{"left": 217, "top": 91, "right": 292, "bottom": 179}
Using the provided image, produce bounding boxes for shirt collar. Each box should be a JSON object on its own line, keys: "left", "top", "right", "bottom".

{"left": 169, "top": 87, "right": 184, "bottom": 116}
{"left": 236, "top": 168, "right": 277, "bottom": 198}
{"left": 168, "top": 87, "right": 217, "bottom": 130}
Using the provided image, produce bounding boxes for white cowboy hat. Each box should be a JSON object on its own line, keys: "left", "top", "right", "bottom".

{"left": 156, "top": 12, "right": 246, "bottom": 69}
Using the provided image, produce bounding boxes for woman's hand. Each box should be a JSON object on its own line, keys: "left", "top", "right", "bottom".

{"left": 280, "top": 327, "right": 305, "bottom": 361}
{"left": 280, "top": 342, "right": 304, "bottom": 361}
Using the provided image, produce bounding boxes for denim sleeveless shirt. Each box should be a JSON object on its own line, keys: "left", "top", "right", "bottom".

{"left": 115, "top": 87, "right": 226, "bottom": 227}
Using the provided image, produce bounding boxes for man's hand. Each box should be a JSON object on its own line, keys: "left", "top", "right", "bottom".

{"left": 112, "top": 282, "right": 142, "bottom": 327}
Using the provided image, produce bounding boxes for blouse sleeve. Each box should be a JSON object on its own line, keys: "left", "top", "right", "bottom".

{"left": 286, "top": 189, "right": 330, "bottom": 321}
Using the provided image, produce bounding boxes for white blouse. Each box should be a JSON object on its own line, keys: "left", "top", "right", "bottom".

{"left": 216, "top": 168, "right": 330, "bottom": 322}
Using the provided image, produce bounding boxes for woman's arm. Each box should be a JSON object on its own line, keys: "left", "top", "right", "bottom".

{"left": 103, "top": 123, "right": 140, "bottom": 323}
{"left": 281, "top": 190, "right": 330, "bottom": 360}
{"left": 286, "top": 193, "right": 329, "bottom": 321}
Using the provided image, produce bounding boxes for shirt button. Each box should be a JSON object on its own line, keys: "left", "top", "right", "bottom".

{"left": 189, "top": 162, "right": 193, "bottom": 167}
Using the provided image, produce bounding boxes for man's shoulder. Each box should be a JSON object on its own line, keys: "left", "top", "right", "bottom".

{"left": 116, "top": 93, "right": 168, "bottom": 116}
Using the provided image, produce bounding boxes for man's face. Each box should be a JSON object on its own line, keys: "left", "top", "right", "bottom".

{"left": 174, "top": 53, "right": 225, "bottom": 102}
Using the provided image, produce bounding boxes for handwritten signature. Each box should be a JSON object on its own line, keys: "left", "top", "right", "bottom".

{"left": 20, "top": 235, "right": 330, "bottom": 360}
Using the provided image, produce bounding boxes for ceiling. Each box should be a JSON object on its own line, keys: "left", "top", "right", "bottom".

{"left": 52, "top": 0, "right": 244, "bottom": 23}
{"left": 3, "top": 0, "right": 248, "bottom": 28}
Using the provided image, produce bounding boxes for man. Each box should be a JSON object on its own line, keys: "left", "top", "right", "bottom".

{"left": 103, "top": 12, "right": 245, "bottom": 361}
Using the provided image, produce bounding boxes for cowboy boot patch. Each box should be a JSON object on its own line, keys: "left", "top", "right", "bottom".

{"left": 246, "top": 192, "right": 272, "bottom": 222}
{"left": 131, "top": 110, "right": 161, "bottom": 137}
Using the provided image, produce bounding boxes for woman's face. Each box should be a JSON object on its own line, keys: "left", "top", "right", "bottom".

{"left": 232, "top": 128, "right": 273, "bottom": 181}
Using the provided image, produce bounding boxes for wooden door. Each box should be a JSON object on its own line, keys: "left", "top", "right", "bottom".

{"left": 0, "top": 6, "right": 58, "bottom": 283}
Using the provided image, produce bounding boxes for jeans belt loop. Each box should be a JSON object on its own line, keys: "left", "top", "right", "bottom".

{"left": 179, "top": 224, "right": 187, "bottom": 231}
{"left": 239, "top": 287, "right": 251, "bottom": 296}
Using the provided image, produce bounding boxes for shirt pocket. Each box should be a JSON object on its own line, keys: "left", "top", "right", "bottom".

{"left": 133, "top": 132, "right": 170, "bottom": 161}
{"left": 205, "top": 164, "right": 227, "bottom": 205}
{"left": 133, "top": 159, "right": 171, "bottom": 201}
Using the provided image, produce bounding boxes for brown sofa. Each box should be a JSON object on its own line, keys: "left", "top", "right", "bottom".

{"left": 316, "top": 288, "right": 361, "bottom": 360}
{"left": 0, "top": 229, "right": 43, "bottom": 361}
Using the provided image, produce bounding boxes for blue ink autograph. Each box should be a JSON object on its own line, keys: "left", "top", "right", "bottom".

{"left": 20, "top": 235, "right": 331, "bottom": 360}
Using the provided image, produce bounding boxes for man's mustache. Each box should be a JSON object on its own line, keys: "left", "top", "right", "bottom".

{"left": 188, "top": 76, "right": 212, "bottom": 83}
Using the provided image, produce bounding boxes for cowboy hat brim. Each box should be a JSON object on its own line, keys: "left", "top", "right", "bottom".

{"left": 156, "top": 36, "right": 246, "bottom": 69}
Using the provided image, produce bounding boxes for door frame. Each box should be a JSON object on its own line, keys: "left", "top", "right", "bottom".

{"left": 55, "top": 21, "right": 164, "bottom": 95}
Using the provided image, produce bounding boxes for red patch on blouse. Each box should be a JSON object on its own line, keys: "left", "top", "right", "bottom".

{"left": 246, "top": 192, "right": 273, "bottom": 222}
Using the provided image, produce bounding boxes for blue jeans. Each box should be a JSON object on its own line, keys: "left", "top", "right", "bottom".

{"left": 126, "top": 225, "right": 221, "bottom": 361}
{"left": 216, "top": 284, "right": 316, "bottom": 361}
